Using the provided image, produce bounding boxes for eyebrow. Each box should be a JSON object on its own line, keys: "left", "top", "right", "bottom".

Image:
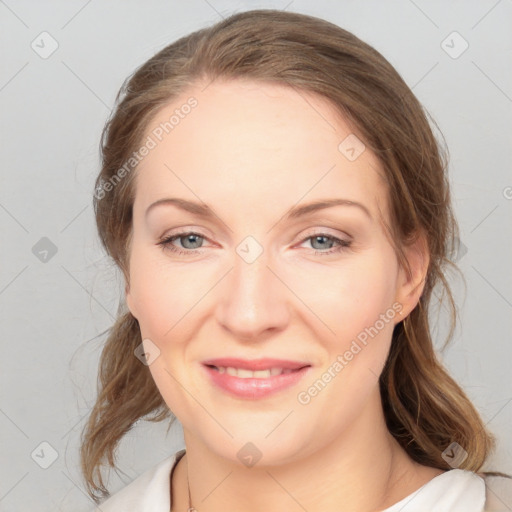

{"left": 145, "top": 197, "right": 372, "bottom": 221}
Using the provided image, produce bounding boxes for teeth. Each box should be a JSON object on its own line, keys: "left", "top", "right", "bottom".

{"left": 213, "top": 366, "right": 295, "bottom": 378}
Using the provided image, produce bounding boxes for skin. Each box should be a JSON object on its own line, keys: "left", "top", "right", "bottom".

{"left": 126, "top": 79, "right": 443, "bottom": 512}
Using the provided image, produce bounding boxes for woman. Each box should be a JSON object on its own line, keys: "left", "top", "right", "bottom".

{"left": 81, "top": 9, "right": 511, "bottom": 512}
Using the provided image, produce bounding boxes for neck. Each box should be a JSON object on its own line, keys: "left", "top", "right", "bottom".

{"left": 171, "top": 389, "right": 425, "bottom": 512}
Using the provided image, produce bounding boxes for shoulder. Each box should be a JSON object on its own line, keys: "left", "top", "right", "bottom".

{"left": 90, "top": 448, "right": 186, "bottom": 512}
{"left": 478, "top": 473, "right": 512, "bottom": 512}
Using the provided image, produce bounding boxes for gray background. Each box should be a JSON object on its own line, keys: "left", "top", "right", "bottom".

{"left": 1, "top": 1, "right": 511, "bottom": 510}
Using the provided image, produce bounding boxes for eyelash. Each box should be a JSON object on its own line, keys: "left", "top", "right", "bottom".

{"left": 156, "top": 231, "right": 352, "bottom": 257}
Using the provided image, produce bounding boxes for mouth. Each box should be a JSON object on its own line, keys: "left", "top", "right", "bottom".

{"left": 201, "top": 358, "right": 312, "bottom": 399}
{"left": 206, "top": 365, "right": 300, "bottom": 378}
{"left": 202, "top": 357, "right": 310, "bottom": 374}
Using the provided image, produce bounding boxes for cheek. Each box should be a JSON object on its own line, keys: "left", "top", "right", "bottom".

{"left": 288, "top": 253, "right": 400, "bottom": 404}
{"left": 325, "top": 254, "right": 399, "bottom": 389}
{"left": 290, "top": 257, "right": 399, "bottom": 423}
{"left": 282, "top": 250, "right": 399, "bottom": 344}
{"left": 128, "top": 247, "right": 207, "bottom": 340}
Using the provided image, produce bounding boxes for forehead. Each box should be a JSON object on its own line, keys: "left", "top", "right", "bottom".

{"left": 134, "top": 79, "right": 388, "bottom": 222}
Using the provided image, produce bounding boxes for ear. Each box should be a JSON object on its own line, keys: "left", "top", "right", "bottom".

{"left": 394, "top": 229, "right": 430, "bottom": 321}
{"left": 125, "top": 280, "right": 139, "bottom": 320}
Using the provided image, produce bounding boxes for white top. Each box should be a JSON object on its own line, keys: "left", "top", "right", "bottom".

{"left": 93, "top": 449, "right": 512, "bottom": 512}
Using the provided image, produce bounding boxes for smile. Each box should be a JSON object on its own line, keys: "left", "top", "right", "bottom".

{"left": 201, "top": 358, "right": 312, "bottom": 399}
{"left": 209, "top": 366, "right": 295, "bottom": 378}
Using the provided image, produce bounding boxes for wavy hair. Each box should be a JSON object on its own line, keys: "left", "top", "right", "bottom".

{"left": 80, "top": 9, "right": 508, "bottom": 503}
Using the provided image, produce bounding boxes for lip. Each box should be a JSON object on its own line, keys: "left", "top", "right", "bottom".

{"left": 202, "top": 358, "right": 310, "bottom": 371}
{"left": 201, "top": 358, "right": 312, "bottom": 400}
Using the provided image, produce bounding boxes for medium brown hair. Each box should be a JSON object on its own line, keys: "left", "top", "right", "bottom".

{"left": 81, "top": 9, "right": 508, "bottom": 503}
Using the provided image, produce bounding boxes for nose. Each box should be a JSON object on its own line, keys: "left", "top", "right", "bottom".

{"left": 215, "top": 247, "right": 290, "bottom": 341}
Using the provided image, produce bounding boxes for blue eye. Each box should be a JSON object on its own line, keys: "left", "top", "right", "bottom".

{"left": 302, "top": 234, "right": 352, "bottom": 255}
{"left": 157, "top": 232, "right": 351, "bottom": 257}
{"left": 157, "top": 232, "right": 206, "bottom": 256}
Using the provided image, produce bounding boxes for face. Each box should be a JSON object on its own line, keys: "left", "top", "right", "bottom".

{"left": 126, "top": 79, "right": 425, "bottom": 465}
